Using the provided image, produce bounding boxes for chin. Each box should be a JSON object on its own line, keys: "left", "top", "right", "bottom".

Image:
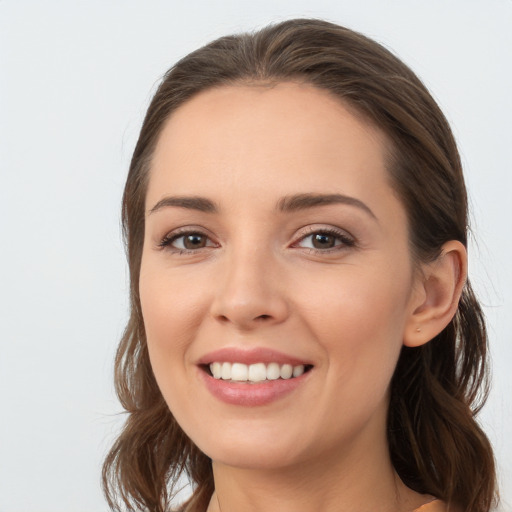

{"left": 209, "top": 446, "right": 302, "bottom": 471}
{"left": 189, "top": 425, "right": 309, "bottom": 471}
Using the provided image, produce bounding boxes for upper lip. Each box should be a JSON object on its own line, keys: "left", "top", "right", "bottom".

{"left": 196, "top": 347, "right": 312, "bottom": 366}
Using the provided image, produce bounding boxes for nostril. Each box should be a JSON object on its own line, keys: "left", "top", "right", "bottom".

{"left": 211, "top": 296, "right": 288, "bottom": 327}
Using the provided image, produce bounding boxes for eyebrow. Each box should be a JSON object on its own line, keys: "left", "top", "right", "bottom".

{"left": 148, "top": 196, "right": 217, "bottom": 215}
{"left": 277, "top": 193, "right": 377, "bottom": 220}
{"left": 147, "top": 192, "right": 376, "bottom": 220}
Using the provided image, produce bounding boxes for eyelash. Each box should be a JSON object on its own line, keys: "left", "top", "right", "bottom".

{"left": 158, "top": 229, "right": 216, "bottom": 254}
{"left": 157, "top": 227, "right": 356, "bottom": 254}
{"left": 292, "top": 227, "right": 356, "bottom": 252}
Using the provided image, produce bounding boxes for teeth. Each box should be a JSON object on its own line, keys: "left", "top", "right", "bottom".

{"left": 248, "top": 363, "right": 266, "bottom": 382}
{"left": 211, "top": 362, "right": 222, "bottom": 379}
{"left": 293, "top": 365, "right": 305, "bottom": 378}
{"left": 208, "top": 362, "right": 308, "bottom": 382}
{"left": 280, "top": 364, "right": 293, "bottom": 379}
{"left": 231, "top": 363, "right": 248, "bottom": 381}
{"left": 221, "top": 362, "right": 231, "bottom": 380}
{"left": 266, "top": 362, "right": 280, "bottom": 380}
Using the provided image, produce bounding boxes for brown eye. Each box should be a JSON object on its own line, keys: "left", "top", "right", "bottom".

{"left": 295, "top": 229, "right": 355, "bottom": 251}
{"left": 312, "top": 233, "right": 336, "bottom": 249}
{"left": 182, "top": 234, "right": 207, "bottom": 249}
{"left": 161, "top": 232, "right": 215, "bottom": 251}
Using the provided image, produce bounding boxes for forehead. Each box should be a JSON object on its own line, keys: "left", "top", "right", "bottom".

{"left": 148, "top": 82, "right": 394, "bottom": 210}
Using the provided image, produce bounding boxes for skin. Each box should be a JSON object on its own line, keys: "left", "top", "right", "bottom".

{"left": 139, "top": 83, "right": 466, "bottom": 512}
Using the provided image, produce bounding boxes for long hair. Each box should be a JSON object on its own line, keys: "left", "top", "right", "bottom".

{"left": 103, "top": 19, "right": 497, "bottom": 512}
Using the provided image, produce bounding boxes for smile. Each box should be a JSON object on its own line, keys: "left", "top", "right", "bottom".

{"left": 209, "top": 362, "right": 308, "bottom": 382}
{"left": 197, "top": 348, "right": 313, "bottom": 406}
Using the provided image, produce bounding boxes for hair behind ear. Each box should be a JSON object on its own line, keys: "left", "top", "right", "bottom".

{"left": 388, "top": 281, "right": 497, "bottom": 511}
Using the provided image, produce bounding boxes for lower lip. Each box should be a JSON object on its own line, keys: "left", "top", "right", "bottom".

{"left": 198, "top": 369, "right": 310, "bottom": 406}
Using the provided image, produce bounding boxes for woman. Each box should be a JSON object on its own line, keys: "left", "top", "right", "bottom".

{"left": 103, "top": 19, "right": 498, "bottom": 512}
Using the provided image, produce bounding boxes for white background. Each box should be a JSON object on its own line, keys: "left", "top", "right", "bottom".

{"left": 0, "top": 1, "right": 511, "bottom": 511}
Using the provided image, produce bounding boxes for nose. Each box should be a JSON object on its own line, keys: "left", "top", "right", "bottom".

{"left": 210, "top": 247, "right": 290, "bottom": 330}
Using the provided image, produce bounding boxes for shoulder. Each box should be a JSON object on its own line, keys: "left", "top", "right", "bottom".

{"left": 413, "top": 500, "right": 450, "bottom": 512}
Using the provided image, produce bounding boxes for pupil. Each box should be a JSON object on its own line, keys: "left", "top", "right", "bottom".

{"left": 184, "top": 234, "right": 205, "bottom": 249}
{"left": 313, "top": 233, "right": 334, "bottom": 249}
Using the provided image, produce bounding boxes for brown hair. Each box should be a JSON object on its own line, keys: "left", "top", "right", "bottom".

{"left": 103, "top": 18, "right": 498, "bottom": 512}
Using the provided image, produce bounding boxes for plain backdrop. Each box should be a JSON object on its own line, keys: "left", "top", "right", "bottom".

{"left": 0, "top": 1, "right": 511, "bottom": 511}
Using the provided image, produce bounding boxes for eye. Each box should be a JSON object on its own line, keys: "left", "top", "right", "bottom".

{"left": 159, "top": 231, "right": 217, "bottom": 252}
{"left": 294, "top": 228, "right": 355, "bottom": 251}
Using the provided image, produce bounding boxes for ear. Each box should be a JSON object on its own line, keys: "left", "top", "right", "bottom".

{"left": 403, "top": 240, "right": 467, "bottom": 348}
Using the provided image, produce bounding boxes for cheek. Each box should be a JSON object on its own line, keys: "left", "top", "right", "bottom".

{"left": 138, "top": 266, "right": 211, "bottom": 413}
{"left": 139, "top": 269, "right": 204, "bottom": 418}
{"left": 304, "top": 263, "right": 410, "bottom": 331}
{"left": 295, "top": 275, "right": 409, "bottom": 445}
{"left": 140, "top": 265, "right": 207, "bottom": 348}
{"left": 299, "top": 266, "right": 411, "bottom": 384}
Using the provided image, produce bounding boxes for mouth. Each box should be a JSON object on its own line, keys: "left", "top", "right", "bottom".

{"left": 196, "top": 347, "right": 314, "bottom": 405}
{"left": 201, "top": 362, "right": 314, "bottom": 383}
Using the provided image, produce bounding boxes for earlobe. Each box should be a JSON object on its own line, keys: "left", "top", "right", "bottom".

{"left": 403, "top": 241, "right": 467, "bottom": 348}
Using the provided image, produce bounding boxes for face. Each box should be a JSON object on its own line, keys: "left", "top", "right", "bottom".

{"left": 140, "top": 83, "right": 421, "bottom": 471}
